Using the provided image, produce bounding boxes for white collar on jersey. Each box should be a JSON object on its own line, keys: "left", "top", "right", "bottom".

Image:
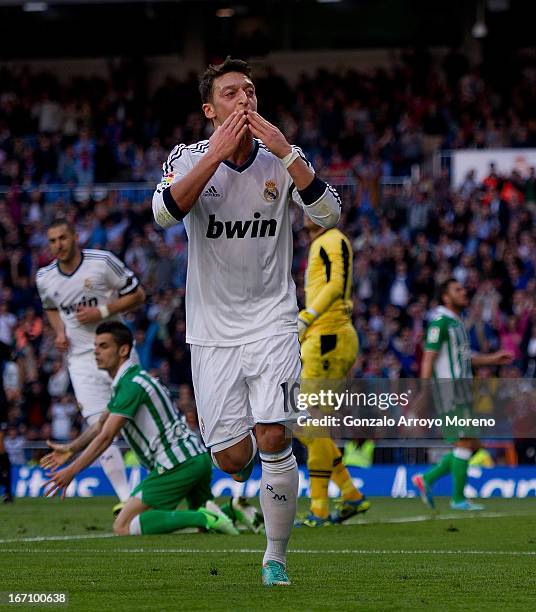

{"left": 111, "top": 358, "right": 137, "bottom": 388}
{"left": 435, "top": 305, "right": 463, "bottom": 322}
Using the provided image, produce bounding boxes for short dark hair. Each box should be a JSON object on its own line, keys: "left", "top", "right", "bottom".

{"left": 49, "top": 217, "right": 76, "bottom": 235}
{"left": 199, "top": 56, "right": 252, "bottom": 104}
{"left": 96, "top": 321, "right": 133, "bottom": 356}
{"left": 437, "top": 278, "right": 458, "bottom": 305}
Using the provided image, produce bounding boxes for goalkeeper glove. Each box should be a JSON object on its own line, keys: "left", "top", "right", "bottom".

{"left": 297, "top": 308, "right": 318, "bottom": 341}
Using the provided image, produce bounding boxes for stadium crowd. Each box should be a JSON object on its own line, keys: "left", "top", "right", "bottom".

{"left": 2, "top": 50, "right": 536, "bottom": 186}
{"left": 1, "top": 50, "right": 536, "bottom": 464}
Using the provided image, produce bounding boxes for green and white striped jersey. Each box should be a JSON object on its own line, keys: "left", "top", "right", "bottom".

{"left": 424, "top": 306, "right": 472, "bottom": 379}
{"left": 108, "top": 361, "right": 206, "bottom": 472}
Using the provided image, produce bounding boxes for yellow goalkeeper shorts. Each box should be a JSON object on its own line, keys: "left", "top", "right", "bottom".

{"left": 301, "top": 327, "right": 358, "bottom": 380}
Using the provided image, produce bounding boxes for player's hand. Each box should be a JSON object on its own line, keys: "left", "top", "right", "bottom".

{"left": 43, "top": 466, "right": 75, "bottom": 500}
{"left": 40, "top": 440, "right": 74, "bottom": 471}
{"left": 208, "top": 111, "right": 249, "bottom": 162}
{"left": 297, "top": 309, "right": 317, "bottom": 342}
{"left": 55, "top": 333, "right": 69, "bottom": 352}
{"left": 76, "top": 306, "right": 102, "bottom": 324}
{"left": 247, "top": 111, "right": 292, "bottom": 159}
{"left": 491, "top": 350, "right": 514, "bottom": 366}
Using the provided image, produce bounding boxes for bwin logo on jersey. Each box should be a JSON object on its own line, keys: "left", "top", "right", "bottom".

{"left": 206, "top": 213, "right": 277, "bottom": 239}
{"left": 60, "top": 295, "right": 98, "bottom": 315}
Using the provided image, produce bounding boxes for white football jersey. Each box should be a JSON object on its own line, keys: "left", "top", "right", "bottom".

{"left": 153, "top": 139, "right": 339, "bottom": 347}
{"left": 36, "top": 249, "right": 139, "bottom": 356}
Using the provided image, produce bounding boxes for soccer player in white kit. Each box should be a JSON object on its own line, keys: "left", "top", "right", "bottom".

{"left": 152, "top": 58, "right": 341, "bottom": 586}
{"left": 36, "top": 218, "right": 146, "bottom": 505}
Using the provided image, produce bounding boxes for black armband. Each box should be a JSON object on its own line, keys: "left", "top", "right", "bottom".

{"left": 297, "top": 176, "right": 328, "bottom": 206}
{"left": 163, "top": 186, "right": 186, "bottom": 221}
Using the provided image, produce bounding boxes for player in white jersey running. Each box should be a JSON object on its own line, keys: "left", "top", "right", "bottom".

{"left": 35, "top": 218, "right": 146, "bottom": 506}
{"left": 152, "top": 57, "right": 341, "bottom": 586}
{"left": 413, "top": 279, "right": 512, "bottom": 511}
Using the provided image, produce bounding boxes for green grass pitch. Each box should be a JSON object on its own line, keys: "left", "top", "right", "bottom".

{"left": 1, "top": 497, "right": 535, "bottom": 611}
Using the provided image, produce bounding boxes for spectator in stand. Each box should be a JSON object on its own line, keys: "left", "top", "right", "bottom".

{"left": 49, "top": 394, "right": 77, "bottom": 442}
{"left": 466, "top": 302, "right": 498, "bottom": 354}
{"left": 0, "top": 302, "right": 17, "bottom": 346}
{"left": 390, "top": 262, "right": 411, "bottom": 309}
{"left": 4, "top": 424, "right": 26, "bottom": 465}
{"left": 14, "top": 307, "right": 43, "bottom": 351}
{"left": 46, "top": 358, "right": 70, "bottom": 400}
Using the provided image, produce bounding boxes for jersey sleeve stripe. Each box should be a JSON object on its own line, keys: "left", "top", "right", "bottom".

{"left": 292, "top": 145, "right": 313, "bottom": 169}
{"left": 186, "top": 141, "right": 209, "bottom": 154}
{"left": 84, "top": 253, "right": 125, "bottom": 277}
{"left": 83, "top": 250, "right": 124, "bottom": 272}
{"left": 36, "top": 263, "right": 56, "bottom": 278}
{"left": 341, "top": 239, "right": 350, "bottom": 297}
{"left": 327, "top": 183, "right": 343, "bottom": 208}
{"left": 160, "top": 142, "right": 208, "bottom": 186}
{"left": 319, "top": 246, "right": 332, "bottom": 282}
{"left": 87, "top": 251, "right": 125, "bottom": 276}
{"left": 86, "top": 257, "right": 123, "bottom": 278}
{"left": 163, "top": 145, "right": 182, "bottom": 174}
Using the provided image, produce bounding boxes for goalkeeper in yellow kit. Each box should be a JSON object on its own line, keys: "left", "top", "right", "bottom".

{"left": 297, "top": 215, "right": 369, "bottom": 526}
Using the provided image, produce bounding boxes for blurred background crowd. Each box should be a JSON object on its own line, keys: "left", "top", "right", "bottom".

{"left": 1, "top": 49, "right": 535, "bottom": 465}
{"left": 2, "top": 49, "right": 536, "bottom": 187}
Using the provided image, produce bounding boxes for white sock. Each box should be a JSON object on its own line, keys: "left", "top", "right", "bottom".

{"left": 453, "top": 447, "right": 473, "bottom": 460}
{"left": 259, "top": 446, "right": 298, "bottom": 567}
{"left": 99, "top": 445, "right": 130, "bottom": 502}
{"left": 128, "top": 515, "right": 141, "bottom": 535}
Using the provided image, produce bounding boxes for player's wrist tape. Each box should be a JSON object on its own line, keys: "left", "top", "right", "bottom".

{"left": 298, "top": 308, "right": 318, "bottom": 326}
{"left": 298, "top": 176, "right": 328, "bottom": 206}
{"left": 163, "top": 187, "right": 186, "bottom": 220}
{"left": 281, "top": 149, "right": 300, "bottom": 169}
{"left": 98, "top": 305, "right": 110, "bottom": 319}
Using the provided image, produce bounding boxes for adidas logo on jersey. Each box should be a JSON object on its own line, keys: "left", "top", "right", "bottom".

{"left": 203, "top": 185, "right": 221, "bottom": 198}
{"left": 206, "top": 213, "right": 277, "bottom": 239}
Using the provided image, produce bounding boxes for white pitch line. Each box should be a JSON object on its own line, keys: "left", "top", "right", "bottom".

{"left": 0, "top": 512, "right": 517, "bottom": 544}
{"left": 3, "top": 548, "right": 536, "bottom": 556}
{"left": 0, "top": 533, "right": 115, "bottom": 544}
{"left": 350, "top": 512, "right": 507, "bottom": 524}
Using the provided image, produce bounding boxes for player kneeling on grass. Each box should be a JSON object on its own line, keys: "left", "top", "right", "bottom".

{"left": 42, "top": 321, "right": 262, "bottom": 536}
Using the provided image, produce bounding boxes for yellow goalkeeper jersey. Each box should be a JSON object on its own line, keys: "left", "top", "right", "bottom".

{"left": 304, "top": 228, "right": 353, "bottom": 335}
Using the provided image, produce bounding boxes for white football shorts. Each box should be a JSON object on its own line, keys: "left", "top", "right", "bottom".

{"left": 68, "top": 345, "right": 140, "bottom": 421}
{"left": 191, "top": 332, "right": 301, "bottom": 450}
{"left": 67, "top": 350, "right": 113, "bottom": 420}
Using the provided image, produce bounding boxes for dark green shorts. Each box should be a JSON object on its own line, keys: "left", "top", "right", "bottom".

{"left": 131, "top": 453, "right": 213, "bottom": 511}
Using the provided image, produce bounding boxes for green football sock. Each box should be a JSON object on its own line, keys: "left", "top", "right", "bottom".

{"left": 451, "top": 456, "right": 469, "bottom": 503}
{"left": 423, "top": 451, "right": 452, "bottom": 487}
{"left": 139, "top": 510, "right": 208, "bottom": 535}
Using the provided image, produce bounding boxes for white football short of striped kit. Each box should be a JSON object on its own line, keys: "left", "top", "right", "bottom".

{"left": 190, "top": 332, "right": 301, "bottom": 451}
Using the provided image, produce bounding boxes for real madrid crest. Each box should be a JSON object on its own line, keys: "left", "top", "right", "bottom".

{"left": 83, "top": 277, "right": 93, "bottom": 290}
{"left": 263, "top": 179, "right": 279, "bottom": 203}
